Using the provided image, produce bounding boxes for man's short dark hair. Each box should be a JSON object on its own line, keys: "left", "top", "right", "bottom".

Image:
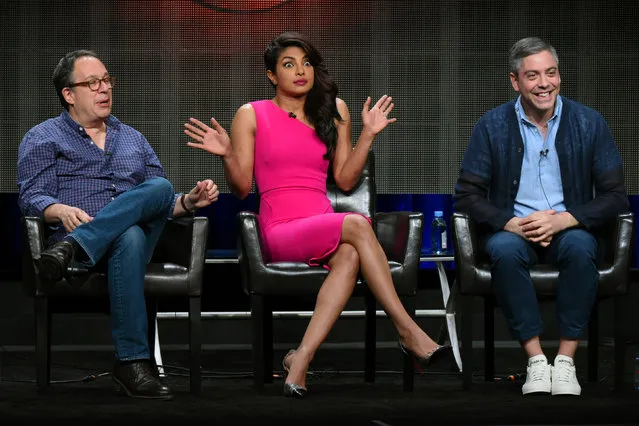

{"left": 52, "top": 50, "right": 99, "bottom": 110}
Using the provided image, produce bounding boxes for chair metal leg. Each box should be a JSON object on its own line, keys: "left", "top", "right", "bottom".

{"left": 587, "top": 302, "right": 599, "bottom": 382}
{"left": 613, "top": 296, "right": 626, "bottom": 391}
{"left": 189, "top": 296, "right": 202, "bottom": 395}
{"left": 263, "top": 299, "right": 273, "bottom": 384}
{"left": 445, "top": 279, "right": 462, "bottom": 372}
{"left": 401, "top": 296, "right": 416, "bottom": 392}
{"left": 364, "top": 291, "right": 376, "bottom": 383}
{"left": 146, "top": 298, "right": 159, "bottom": 373}
{"left": 461, "top": 294, "right": 474, "bottom": 390}
{"left": 35, "top": 297, "right": 50, "bottom": 394}
{"left": 483, "top": 298, "right": 495, "bottom": 382}
{"left": 153, "top": 319, "right": 165, "bottom": 377}
{"left": 251, "top": 294, "right": 265, "bottom": 389}
{"left": 251, "top": 294, "right": 273, "bottom": 388}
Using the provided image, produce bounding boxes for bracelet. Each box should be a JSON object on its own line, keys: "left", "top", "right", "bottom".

{"left": 180, "top": 194, "right": 196, "bottom": 213}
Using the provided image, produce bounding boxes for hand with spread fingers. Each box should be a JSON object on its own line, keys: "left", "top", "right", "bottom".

{"left": 361, "top": 94, "right": 397, "bottom": 137}
{"left": 184, "top": 117, "right": 231, "bottom": 157}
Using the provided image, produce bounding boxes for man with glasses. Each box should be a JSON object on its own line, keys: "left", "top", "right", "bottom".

{"left": 17, "top": 50, "right": 219, "bottom": 400}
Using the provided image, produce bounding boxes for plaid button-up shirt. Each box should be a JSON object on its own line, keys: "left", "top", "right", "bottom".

{"left": 17, "top": 111, "right": 177, "bottom": 244}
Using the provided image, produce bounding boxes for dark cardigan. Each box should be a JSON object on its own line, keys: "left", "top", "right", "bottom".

{"left": 454, "top": 97, "right": 628, "bottom": 234}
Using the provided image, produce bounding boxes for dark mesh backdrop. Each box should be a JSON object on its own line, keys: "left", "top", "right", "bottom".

{"left": 1, "top": 0, "right": 637, "bottom": 195}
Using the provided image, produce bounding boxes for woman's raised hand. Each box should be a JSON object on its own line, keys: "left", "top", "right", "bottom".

{"left": 184, "top": 117, "right": 231, "bottom": 157}
{"left": 361, "top": 94, "right": 397, "bottom": 136}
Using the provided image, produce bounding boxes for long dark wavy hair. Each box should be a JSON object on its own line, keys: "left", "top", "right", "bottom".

{"left": 264, "top": 31, "right": 342, "bottom": 160}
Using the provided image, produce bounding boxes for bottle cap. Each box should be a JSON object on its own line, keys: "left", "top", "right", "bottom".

{"left": 434, "top": 211, "right": 443, "bottom": 217}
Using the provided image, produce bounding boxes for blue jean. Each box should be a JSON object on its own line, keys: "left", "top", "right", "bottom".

{"left": 483, "top": 229, "right": 598, "bottom": 342}
{"left": 69, "top": 177, "right": 174, "bottom": 361}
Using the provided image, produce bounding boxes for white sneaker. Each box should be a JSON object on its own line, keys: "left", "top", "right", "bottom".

{"left": 551, "top": 355, "right": 581, "bottom": 396}
{"left": 522, "top": 354, "right": 551, "bottom": 395}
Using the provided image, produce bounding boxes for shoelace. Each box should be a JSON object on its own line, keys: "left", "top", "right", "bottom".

{"left": 527, "top": 362, "right": 549, "bottom": 382}
{"left": 553, "top": 361, "right": 575, "bottom": 382}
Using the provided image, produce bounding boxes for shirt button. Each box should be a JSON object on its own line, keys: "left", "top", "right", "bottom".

{"left": 517, "top": 148, "right": 522, "bottom": 153}
{"left": 513, "top": 180, "right": 518, "bottom": 185}
{"left": 111, "top": 197, "right": 115, "bottom": 201}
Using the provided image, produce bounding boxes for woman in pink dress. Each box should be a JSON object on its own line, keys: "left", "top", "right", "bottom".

{"left": 184, "top": 31, "right": 451, "bottom": 398}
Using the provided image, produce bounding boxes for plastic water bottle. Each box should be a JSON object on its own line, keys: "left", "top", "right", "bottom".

{"left": 431, "top": 210, "right": 448, "bottom": 254}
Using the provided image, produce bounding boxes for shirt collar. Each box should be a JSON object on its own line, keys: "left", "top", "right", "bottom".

{"left": 515, "top": 95, "right": 562, "bottom": 128}
{"left": 61, "top": 110, "right": 120, "bottom": 136}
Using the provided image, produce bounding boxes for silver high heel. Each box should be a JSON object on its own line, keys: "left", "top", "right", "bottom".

{"left": 281, "top": 349, "right": 307, "bottom": 398}
{"left": 398, "top": 340, "right": 452, "bottom": 371}
{"left": 283, "top": 382, "right": 307, "bottom": 399}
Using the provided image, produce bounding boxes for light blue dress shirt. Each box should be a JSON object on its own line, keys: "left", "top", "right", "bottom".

{"left": 513, "top": 95, "right": 566, "bottom": 218}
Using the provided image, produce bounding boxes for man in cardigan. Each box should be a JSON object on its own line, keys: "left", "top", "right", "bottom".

{"left": 454, "top": 37, "right": 628, "bottom": 396}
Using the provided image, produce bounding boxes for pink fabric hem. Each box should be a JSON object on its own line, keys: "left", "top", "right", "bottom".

{"left": 308, "top": 213, "right": 372, "bottom": 270}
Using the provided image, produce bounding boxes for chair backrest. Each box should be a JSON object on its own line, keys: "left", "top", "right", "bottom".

{"left": 326, "top": 150, "right": 376, "bottom": 217}
{"left": 254, "top": 150, "right": 376, "bottom": 217}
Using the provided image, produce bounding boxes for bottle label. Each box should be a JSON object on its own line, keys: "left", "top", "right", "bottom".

{"left": 441, "top": 230, "right": 447, "bottom": 250}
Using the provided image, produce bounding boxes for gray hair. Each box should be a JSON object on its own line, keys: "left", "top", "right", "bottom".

{"left": 508, "top": 37, "right": 559, "bottom": 75}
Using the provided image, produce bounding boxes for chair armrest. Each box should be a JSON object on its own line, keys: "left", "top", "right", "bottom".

{"left": 374, "top": 211, "right": 423, "bottom": 267}
{"left": 236, "top": 211, "right": 267, "bottom": 294}
{"left": 21, "top": 217, "right": 46, "bottom": 296}
{"left": 612, "top": 212, "right": 634, "bottom": 265}
{"left": 146, "top": 216, "right": 210, "bottom": 296}
{"left": 451, "top": 212, "right": 482, "bottom": 291}
{"left": 603, "top": 213, "right": 635, "bottom": 287}
{"left": 451, "top": 212, "right": 479, "bottom": 265}
{"left": 22, "top": 216, "right": 45, "bottom": 257}
{"left": 153, "top": 216, "right": 208, "bottom": 267}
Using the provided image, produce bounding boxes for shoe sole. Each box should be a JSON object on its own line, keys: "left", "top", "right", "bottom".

{"left": 552, "top": 390, "right": 581, "bottom": 396}
{"left": 522, "top": 382, "right": 551, "bottom": 395}
{"left": 522, "top": 390, "right": 551, "bottom": 396}
{"left": 112, "top": 377, "right": 174, "bottom": 400}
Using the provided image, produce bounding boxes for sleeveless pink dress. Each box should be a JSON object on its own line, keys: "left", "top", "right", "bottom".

{"left": 251, "top": 99, "right": 368, "bottom": 266}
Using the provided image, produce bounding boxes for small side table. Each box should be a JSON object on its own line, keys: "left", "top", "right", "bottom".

{"left": 419, "top": 252, "right": 461, "bottom": 372}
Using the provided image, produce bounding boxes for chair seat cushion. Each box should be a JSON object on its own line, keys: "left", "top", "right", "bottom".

{"left": 461, "top": 261, "right": 624, "bottom": 297}
{"left": 249, "top": 260, "right": 416, "bottom": 297}
{"left": 40, "top": 263, "right": 194, "bottom": 297}
{"left": 248, "top": 262, "right": 330, "bottom": 296}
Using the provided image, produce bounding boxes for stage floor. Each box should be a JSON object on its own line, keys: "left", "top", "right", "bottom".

{"left": 1, "top": 346, "right": 638, "bottom": 425}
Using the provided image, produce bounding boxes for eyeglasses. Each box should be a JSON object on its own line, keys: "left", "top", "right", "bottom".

{"left": 68, "top": 75, "right": 116, "bottom": 91}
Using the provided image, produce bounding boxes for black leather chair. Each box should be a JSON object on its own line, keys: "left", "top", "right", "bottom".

{"left": 21, "top": 215, "right": 208, "bottom": 395}
{"left": 451, "top": 211, "right": 634, "bottom": 391}
{"left": 237, "top": 151, "right": 424, "bottom": 391}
